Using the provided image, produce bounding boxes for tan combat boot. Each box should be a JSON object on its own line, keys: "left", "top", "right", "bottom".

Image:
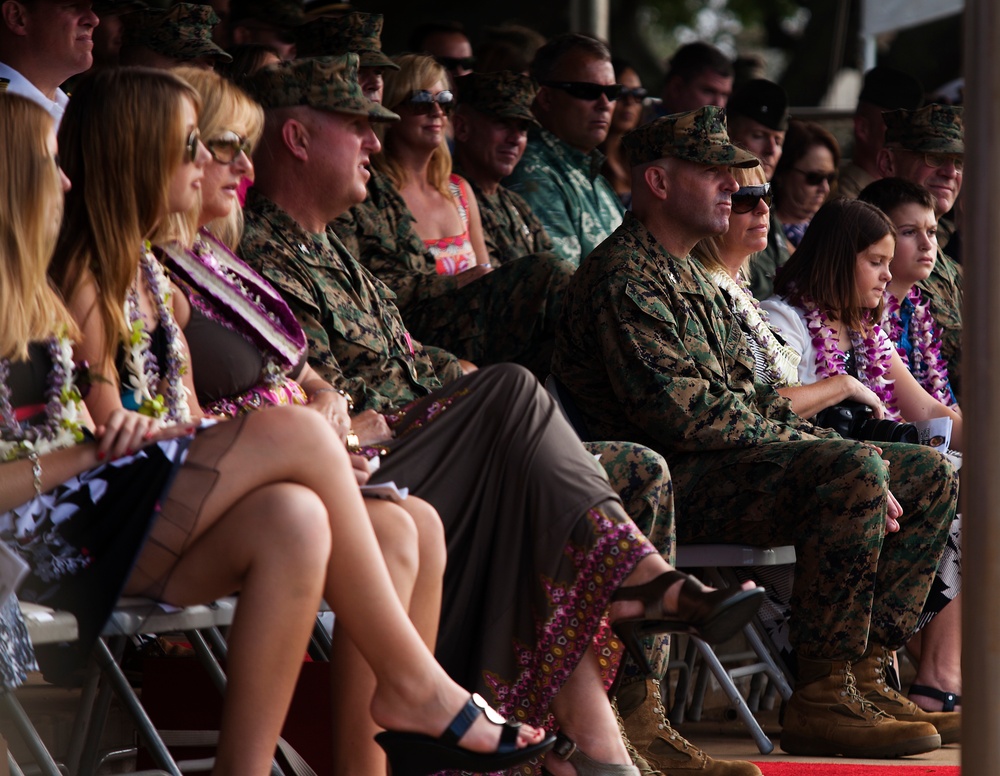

{"left": 852, "top": 644, "right": 961, "bottom": 745}
{"left": 780, "top": 656, "right": 941, "bottom": 758}
{"left": 615, "top": 677, "right": 762, "bottom": 776}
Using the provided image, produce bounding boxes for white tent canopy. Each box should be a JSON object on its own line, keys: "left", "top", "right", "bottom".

{"left": 862, "top": 0, "right": 964, "bottom": 68}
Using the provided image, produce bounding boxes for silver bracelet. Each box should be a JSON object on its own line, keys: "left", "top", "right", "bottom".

{"left": 27, "top": 450, "right": 42, "bottom": 497}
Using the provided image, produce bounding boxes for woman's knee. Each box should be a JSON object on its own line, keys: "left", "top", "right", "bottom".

{"left": 245, "top": 405, "right": 350, "bottom": 467}
{"left": 249, "top": 483, "right": 332, "bottom": 574}
{"left": 366, "top": 499, "right": 420, "bottom": 581}
{"left": 402, "top": 496, "right": 446, "bottom": 575}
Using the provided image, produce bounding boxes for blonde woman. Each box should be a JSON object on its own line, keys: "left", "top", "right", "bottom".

{"left": 376, "top": 53, "right": 492, "bottom": 275}
{"left": 41, "top": 68, "right": 552, "bottom": 775}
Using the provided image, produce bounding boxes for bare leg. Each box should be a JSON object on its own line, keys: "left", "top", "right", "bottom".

{"left": 330, "top": 497, "right": 445, "bottom": 775}
{"left": 130, "top": 408, "right": 541, "bottom": 770}
{"left": 908, "top": 593, "right": 962, "bottom": 711}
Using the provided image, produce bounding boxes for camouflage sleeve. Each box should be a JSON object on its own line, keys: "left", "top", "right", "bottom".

{"left": 507, "top": 168, "right": 582, "bottom": 263}
{"left": 598, "top": 278, "right": 816, "bottom": 451}
{"left": 347, "top": 183, "right": 460, "bottom": 314}
{"left": 423, "top": 344, "right": 464, "bottom": 385}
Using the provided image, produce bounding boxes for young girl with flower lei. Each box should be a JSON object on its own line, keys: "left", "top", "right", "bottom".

{"left": 762, "top": 198, "right": 963, "bottom": 449}
{"left": 23, "top": 67, "right": 554, "bottom": 776}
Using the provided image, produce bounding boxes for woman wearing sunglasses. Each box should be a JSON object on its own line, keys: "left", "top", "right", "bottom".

{"left": 599, "top": 58, "right": 646, "bottom": 209}
{"left": 770, "top": 120, "right": 840, "bottom": 249}
{"left": 692, "top": 165, "right": 885, "bottom": 421}
{"left": 42, "top": 67, "right": 554, "bottom": 775}
{"left": 375, "top": 53, "right": 492, "bottom": 276}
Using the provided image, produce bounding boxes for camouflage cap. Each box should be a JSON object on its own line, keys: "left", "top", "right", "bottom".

{"left": 623, "top": 106, "right": 759, "bottom": 168}
{"left": 246, "top": 53, "right": 399, "bottom": 122}
{"left": 122, "top": 3, "right": 232, "bottom": 63}
{"left": 229, "top": 0, "right": 305, "bottom": 28}
{"left": 883, "top": 104, "right": 964, "bottom": 155}
{"left": 727, "top": 79, "right": 789, "bottom": 132}
{"left": 455, "top": 71, "right": 539, "bottom": 125}
{"left": 296, "top": 12, "right": 397, "bottom": 70}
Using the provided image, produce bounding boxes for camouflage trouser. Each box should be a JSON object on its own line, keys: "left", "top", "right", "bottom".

{"left": 586, "top": 441, "right": 675, "bottom": 681}
{"left": 668, "top": 439, "right": 957, "bottom": 661}
{"left": 407, "top": 252, "right": 574, "bottom": 379}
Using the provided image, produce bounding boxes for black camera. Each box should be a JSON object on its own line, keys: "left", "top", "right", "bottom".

{"left": 812, "top": 401, "right": 920, "bottom": 444}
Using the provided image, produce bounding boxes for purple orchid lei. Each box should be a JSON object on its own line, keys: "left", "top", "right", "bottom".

{"left": 0, "top": 334, "right": 86, "bottom": 462}
{"left": 122, "top": 242, "right": 191, "bottom": 423}
{"left": 802, "top": 296, "right": 899, "bottom": 419}
{"left": 882, "top": 287, "right": 955, "bottom": 407}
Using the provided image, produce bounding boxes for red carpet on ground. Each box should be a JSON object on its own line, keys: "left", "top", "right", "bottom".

{"left": 752, "top": 763, "right": 958, "bottom": 776}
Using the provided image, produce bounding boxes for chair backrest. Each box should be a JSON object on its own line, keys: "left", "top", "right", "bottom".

{"left": 544, "top": 374, "right": 592, "bottom": 441}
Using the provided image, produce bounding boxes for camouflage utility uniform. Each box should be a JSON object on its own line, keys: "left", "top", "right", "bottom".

{"left": 553, "top": 211, "right": 958, "bottom": 660}
{"left": 505, "top": 126, "right": 625, "bottom": 266}
{"left": 917, "top": 249, "right": 962, "bottom": 401}
{"left": 332, "top": 170, "right": 572, "bottom": 378}
{"left": 460, "top": 174, "right": 553, "bottom": 265}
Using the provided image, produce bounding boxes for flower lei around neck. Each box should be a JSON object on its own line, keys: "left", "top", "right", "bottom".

{"left": 882, "top": 287, "right": 955, "bottom": 407}
{"left": 709, "top": 268, "right": 800, "bottom": 387}
{"left": 121, "top": 241, "right": 191, "bottom": 423}
{"left": 0, "top": 333, "right": 86, "bottom": 462}
{"left": 802, "top": 295, "right": 898, "bottom": 419}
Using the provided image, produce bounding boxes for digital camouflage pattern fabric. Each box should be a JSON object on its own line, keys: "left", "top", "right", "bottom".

{"left": 458, "top": 173, "right": 553, "bottom": 265}
{"left": 244, "top": 53, "right": 398, "bottom": 122}
{"left": 506, "top": 126, "right": 624, "bottom": 265}
{"left": 455, "top": 71, "right": 539, "bottom": 125}
{"left": 622, "top": 106, "right": 759, "bottom": 168}
{"left": 121, "top": 2, "right": 231, "bottom": 62}
{"left": 240, "top": 189, "right": 460, "bottom": 412}
{"left": 333, "top": 170, "right": 573, "bottom": 378}
{"left": 883, "top": 104, "right": 964, "bottom": 155}
{"left": 553, "top": 211, "right": 957, "bottom": 659}
{"left": 295, "top": 12, "right": 398, "bottom": 69}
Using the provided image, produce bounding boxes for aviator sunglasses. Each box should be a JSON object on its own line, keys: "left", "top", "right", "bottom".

{"left": 541, "top": 81, "right": 623, "bottom": 102}
{"left": 731, "top": 183, "right": 772, "bottom": 214}
{"left": 206, "top": 131, "right": 253, "bottom": 164}
{"left": 406, "top": 89, "right": 456, "bottom": 115}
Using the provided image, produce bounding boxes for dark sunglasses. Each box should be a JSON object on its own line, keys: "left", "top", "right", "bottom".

{"left": 184, "top": 127, "right": 202, "bottom": 163}
{"left": 206, "top": 131, "right": 252, "bottom": 165}
{"left": 542, "top": 81, "right": 623, "bottom": 102}
{"left": 731, "top": 183, "right": 772, "bottom": 214}
{"left": 793, "top": 168, "right": 836, "bottom": 186}
{"left": 435, "top": 55, "right": 475, "bottom": 72}
{"left": 406, "top": 89, "right": 455, "bottom": 115}
{"left": 619, "top": 86, "right": 648, "bottom": 104}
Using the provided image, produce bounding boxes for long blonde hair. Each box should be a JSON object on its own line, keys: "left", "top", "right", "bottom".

{"left": 50, "top": 66, "right": 201, "bottom": 368}
{"left": 375, "top": 53, "right": 452, "bottom": 196}
{"left": 692, "top": 164, "right": 767, "bottom": 276}
{"left": 168, "top": 67, "right": 264, "bottom": 251}
{"left": 0, "top": 94, "right": 78, "bottom": 359}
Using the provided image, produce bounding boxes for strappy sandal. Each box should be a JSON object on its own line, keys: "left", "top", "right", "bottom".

{"left": 541, "top": 733, "right": 640, "bottom": 776}
{"left": 909, "top": 683, "right": 961, "bottom": 712}
{"left": 374, "top": 692, "right": 556, "bottom": 776}
{"left": 611, "top": 569, "right": 765, "bottom": 674}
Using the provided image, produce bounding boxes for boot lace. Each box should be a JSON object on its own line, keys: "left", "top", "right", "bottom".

{"left": 844, "top": 662, "right": 891, "bottom": 719}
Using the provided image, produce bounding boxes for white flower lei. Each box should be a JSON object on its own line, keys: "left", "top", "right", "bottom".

{"left": 0, "top": 333, "right": 86, "bottom": 462}
{"left": 121, "top": 242, "right": 192, "bottom": 423}
{"left": 710, "top": 269, "right": 801, "bottom": 387}
{"left": 882, "top": 288, "right": 956, "bottom": 407}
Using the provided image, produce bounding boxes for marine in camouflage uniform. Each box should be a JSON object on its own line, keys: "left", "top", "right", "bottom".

{"left": 332, "top": 167, "right": 572, "bottom": 379}
{"left": 295, "top": 11, "right": 399, "bottom": 71}
{"left": 881, "top": 104, "right": 965, "bottom": 401}
{"left": 120, "top": 2, "right": 232, "bottom": 65}
{"left": 553, "top": 113, "right": 958, "bottom": 757}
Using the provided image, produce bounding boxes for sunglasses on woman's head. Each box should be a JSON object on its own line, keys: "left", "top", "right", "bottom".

{"left": 730, "top": 183, "right": 772, "bottom": 214}
{"left": 793, "top": 168, "right": 837, "bottom": 186}
{"left": 184, "top": 127, "right": 201, "bottom": 163}
{"left": 206, "top": 131, "right": 252, "bottom": 165}
{"left": 406, "top": 89, "right": 455, "bottom": 115}
{"left": 541, "top": 81, "right": 623, "bottom": 102}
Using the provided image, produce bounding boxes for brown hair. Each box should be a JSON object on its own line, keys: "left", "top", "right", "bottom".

{"left": 773, "top": 197, "right": 896, "bottom": 332}
{"left": 772, "top": 120, "right": 840, "bottom": 210}
{"left": 0, "top": 94, "right": 78, "bottom": 359}
{"left": 51, "top": 66, "right": 201, "bottom": 370}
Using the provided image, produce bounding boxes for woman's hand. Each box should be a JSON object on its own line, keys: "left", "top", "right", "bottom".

{"left": 94, "top": 409, "right": 195, "bottom": 460}
{"left": 352, "top": 410, "right": 392, "bottom": 446}
{"left": 349, "top": 453, "right": 371, "bottom": 486}
{"left": 838, "top": 375, "right": 885, "bottom": 419}
{"left": 308, "top": 389, "right": 352, "bottom": 442}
